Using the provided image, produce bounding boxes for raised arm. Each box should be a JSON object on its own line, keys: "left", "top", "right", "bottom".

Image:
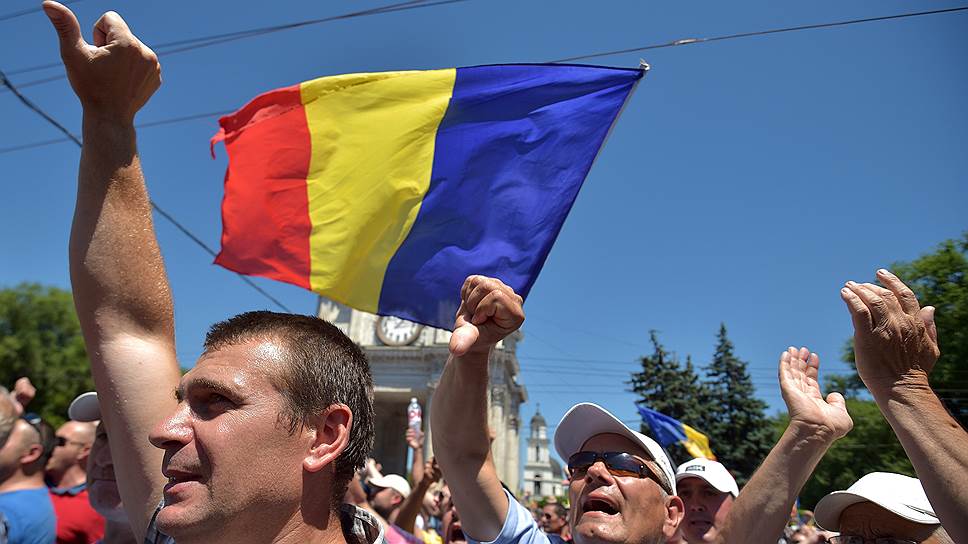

{"left": 842, "top": 269, "right": 968, "bottom": 542}
{"left": 44, "top": 2, "right": 180, "bottom": 539}
{"left": 431, "top": 276, "right": 524, "bottom": 542}
{"left": 395, "top": 457, "right": 442, "bottom": 533}
{"left": 718, "top": 347, "right": 853, "bottom": 544}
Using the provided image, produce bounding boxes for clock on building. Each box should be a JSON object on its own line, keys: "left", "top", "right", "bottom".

{"left": 376, "top": 316, "right": 423, "bottom": 346}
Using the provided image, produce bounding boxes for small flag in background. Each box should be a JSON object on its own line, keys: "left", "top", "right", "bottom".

{"left": 211, "top": 63, "right": 643, "bottom": 328}
{"left": 637, "top": 404, "right": 716, "bottom": 460}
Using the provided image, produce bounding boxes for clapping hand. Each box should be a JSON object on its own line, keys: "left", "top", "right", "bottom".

{"left": 779, "top": 347, "right": 853, "bottom": 442}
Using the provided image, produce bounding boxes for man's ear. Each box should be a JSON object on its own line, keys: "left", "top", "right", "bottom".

{"left": 77, "top": 444, "right": 92, "bottom": 466}
{"left": 304, "top": 404, "right": 353, "bottom": 473}
{"left": 663, "top": 494, "right": 685, "bottom": 539}
{"left": 20, "top": 443, "right": 43, "bottom": 465}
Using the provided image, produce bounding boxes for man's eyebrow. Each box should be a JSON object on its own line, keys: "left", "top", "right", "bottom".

{"left": 177, "top": 377, "right": 243, "bottom": 400}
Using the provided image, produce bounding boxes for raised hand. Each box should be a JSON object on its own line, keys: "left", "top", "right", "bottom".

{"left": 406, "top": 427, "right": 424, "bottom": 450}
{"left": 422, "top": 457, "right": 442, "bottom": 485}
{"left": 779, "top": 347, "right": 853, "bottom": 441}
{"left": 840, "top": 269, "right": 940, "bottom": 393}
{"left": 43, "top": 1, "right": 161, "bottom": 122}
{"left": 449, "top": 276, "right": 524, "bottom": 357}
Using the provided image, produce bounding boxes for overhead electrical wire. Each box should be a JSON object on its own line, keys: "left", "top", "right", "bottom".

{"left": 0, "top": 0, "right": 86, "bottom": 24}
{"left": 0, "top": 68, "right": 292, "bottom": 312}
{"left": 2, "top": 0, "right": 470, "bottom": 86}
{"left": 550, "top": 5, "right": 968, "bottom": 63}
{"left": 6, "top": 4, "right": 965, "bottom": 154}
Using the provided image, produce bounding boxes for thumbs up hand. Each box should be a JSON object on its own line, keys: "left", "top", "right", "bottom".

{"left": 43, "top": 1, "right": 161, "bottom": 123}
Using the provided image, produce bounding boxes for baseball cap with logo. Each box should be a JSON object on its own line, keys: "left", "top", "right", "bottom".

{"left": 814, "top": 472, "right": 938, "bottom": 531}
{"left": 553, "top": 403, "right": 676, "bottom": 495}
{"left": 368, "top": 474, "right": 412, "bottom": 498}
{"left": 675, "top": 458, "right": 739, "bottom": 497}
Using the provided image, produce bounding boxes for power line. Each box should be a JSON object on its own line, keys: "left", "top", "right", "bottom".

{"left": 0, "top": 67, "right": 293, "bottom": 313}
{"left": 6, "top": 4, "right": 967, "bottom": 155}
{"left": 2, "top": 0, "right": 470, "bottom": 88}
{"left": 551, "top": 5, "right": 968, "bottom": 63}
{"left": 0, "top": 0, "right": 86, "bottom": 24}
{"left": 0, "top": 109, "right": 235, "bottom": 155}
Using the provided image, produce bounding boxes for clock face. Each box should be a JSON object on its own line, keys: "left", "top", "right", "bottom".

{"left": 377, "top": 316, "right": 423, "bottom": 346}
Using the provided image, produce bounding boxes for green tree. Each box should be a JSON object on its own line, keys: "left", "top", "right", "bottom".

{"left": 839, "top": 232, "right": 968, "bottom": 426}
{"left": 772, "top": 399, "right": 914, "bottom": 508}
{"left": 0, "top": 283, "right": 93, "bottom": 427}
{"left": 703, "top": 324, "right": 773, "bottom": 485}
{"left": 629, "top": 331, "right": 712, "bottom": 464}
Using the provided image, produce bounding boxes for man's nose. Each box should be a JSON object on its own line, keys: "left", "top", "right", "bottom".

{"left": 148, "top": 403, "right": 193, "bottom": 449}
{"left": 585, "top": 460, "right": 616, "bottom": 484}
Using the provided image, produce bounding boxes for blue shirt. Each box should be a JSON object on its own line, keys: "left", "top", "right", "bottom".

{"left": 0, "top": 487, "right": 56, "bottom": 544}
{"left": 467, "top": 491, "right": 566, "bottom": 544}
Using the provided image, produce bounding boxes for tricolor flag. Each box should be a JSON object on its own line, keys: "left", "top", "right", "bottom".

{"left": 636, "top": 404, "right": 716, "bottom": 460}
{"left": 211, "top": 64, "right": 643, "bottom": 328}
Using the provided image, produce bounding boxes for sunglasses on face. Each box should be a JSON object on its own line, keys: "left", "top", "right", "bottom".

{"left": 567, "top": 451, "right": 670, "bottom": 493}
{"left": 828, "top": 537, "right": 919, "bottom": 544}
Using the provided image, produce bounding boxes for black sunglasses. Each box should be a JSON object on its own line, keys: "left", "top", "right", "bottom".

{"left": 567, "top": 451, "right": 670, "bottom": 493}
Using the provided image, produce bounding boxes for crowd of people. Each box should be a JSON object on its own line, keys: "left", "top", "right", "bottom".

{"left": 1, "top": 2, "right": 966, "bottom": 543}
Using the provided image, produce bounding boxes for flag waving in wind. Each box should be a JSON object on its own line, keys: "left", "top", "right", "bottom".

{"left": 637, "top": 404, "right": 716, "bottom": 460}
{"left": 211, "top": 63, "right": 643, "bottom": 328}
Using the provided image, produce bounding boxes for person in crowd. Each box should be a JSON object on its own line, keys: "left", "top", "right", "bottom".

{"left": 538, "top": 503, "right": 570, "bottom": 542}
{"left": 674, "top": 458, "right": 738, "bottom": 543}
{"left": 0, "top": 389, "right": 18, "bottom": 455}
{"left": 369, "top": 474, "right": 413, "bottom": 523}
{"left": 432, "top": 275, "right": 854, "bottom": 544}
{"left": 68, "top": 392, "right": 136, "bottom": 544}
{"left": 841, "top": 270, "right": 968, "bottom": 542}
{"left": 0, "top": 412, "right": 57, "bottom": 544}
{"left": 814, "top": 472, "right": 952, "bottom": 544}
{"left": 47, "top": 419, "right": 104, "bottom": 544}
{"left": 44, "top": 3, "right": 381, "bottom": 544}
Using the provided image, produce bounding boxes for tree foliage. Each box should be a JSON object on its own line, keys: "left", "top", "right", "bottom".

{"left": 0, "top": 283, "right": 93, "bottom": 427}
{"left": 629, "top": 326, "right": 773, "bottom": 484}
{"left": 703, "top": 324, "right": 773, "bottom": 485}
{"left": 838, "top": 232, "right": 968, "bottom": 426}
{"left": 629, "top": 331, "right": 711, "bottom": 464}
{"left": 772, "top": 399, "right": 914, "bottom": 508}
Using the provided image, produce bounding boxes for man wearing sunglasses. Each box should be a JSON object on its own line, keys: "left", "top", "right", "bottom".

{"left": 47, "top": 419, "right": 105, "bottom": 544}
{"left": 0, "top": 414, "right": 57, "bottom": 544}
{"left": 433, "top": 276, "right": 854, "bottom": 544}
{"left": 814, "top": 472, "right": 952, "bottom": 544}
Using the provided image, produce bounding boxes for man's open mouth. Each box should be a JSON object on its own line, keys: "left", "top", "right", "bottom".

{"left": 582, "top": 497, "right": 619, "bottom": 516}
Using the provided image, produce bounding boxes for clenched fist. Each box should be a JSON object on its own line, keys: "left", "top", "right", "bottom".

{"left": 450, "top": 275, "right": 524, "bottom": 357}
{"left": 43, "top": 1, "right": 161, "bottom": 122}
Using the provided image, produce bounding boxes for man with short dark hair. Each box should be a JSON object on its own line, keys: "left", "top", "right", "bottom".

{"left": 538, "top": 503, "right": 569, "bottom": 542}
{"left": 0, "top": 415, "right": 57, "bottom": 544}
{"left": 43, "top": 2, "right": 381, "bottom": 543}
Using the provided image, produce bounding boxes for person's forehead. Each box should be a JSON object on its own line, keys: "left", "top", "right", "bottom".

{"left": 579, "top": 432, "right": 649, "bottom": 458}
{"left": 184, "top": 339, "right": 282, "bottom": 395}
{"left": 839, "top": 502, "right": 938, "bottom": 540}
{"left": 677, "top": 476, "right": 720, "bottom": 493}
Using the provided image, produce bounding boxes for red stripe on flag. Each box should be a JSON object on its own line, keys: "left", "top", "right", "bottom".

{"left": 213, "top": 84, "right": 313, "bottom": 290}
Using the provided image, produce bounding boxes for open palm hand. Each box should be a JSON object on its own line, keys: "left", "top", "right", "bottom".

{"left": 779, "top": 346, "right": 853, "bottom": 441}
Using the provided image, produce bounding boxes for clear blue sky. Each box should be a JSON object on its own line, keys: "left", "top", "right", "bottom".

{"left": 1, "top": 1, "right": 965, "bottom": 467}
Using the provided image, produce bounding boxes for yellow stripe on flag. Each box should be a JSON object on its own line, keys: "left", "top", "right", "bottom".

{"left": 682, "top": 423, "right": 716, "bottom": 460}
{"left": 300, "top": 69, "right": 456, "bottom": 310}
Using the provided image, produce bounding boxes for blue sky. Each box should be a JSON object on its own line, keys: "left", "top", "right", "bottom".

{"left": 1, "top": 1, "right": 966, "bottom": 467}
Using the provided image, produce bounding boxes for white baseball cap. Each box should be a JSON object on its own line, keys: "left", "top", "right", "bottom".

{"left": 675, "top": 458, "right": 739, "bottom": 497}
{"left": 815, "top": 472, "right": 938, "bottom": 531}
{"left": 553, "top": 403, "right": 676, "bottom": 495}
{"left": 68, "top": 392, "right": 101, "bottom": 422}
{"left": 369, "top": 474, "right": 411, "bottom": 498}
